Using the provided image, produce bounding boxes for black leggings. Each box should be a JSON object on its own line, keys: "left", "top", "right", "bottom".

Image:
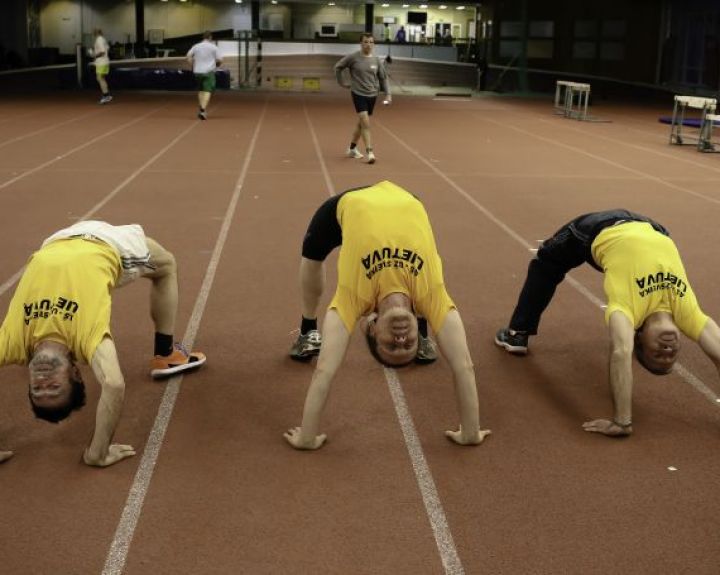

{"left": 301, "top": 186, "right": 371, "bottom": 261}
{"left": 508, "top": 210, "right": 669, "bottom": 334}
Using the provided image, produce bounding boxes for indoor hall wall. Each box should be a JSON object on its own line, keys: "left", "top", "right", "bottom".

{"left": 491, "top": 0, "right": 663, "bottom": 85}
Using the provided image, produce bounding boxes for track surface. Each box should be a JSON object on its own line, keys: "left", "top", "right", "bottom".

{"left": 0, "top": 90, "right": 719, "bottom": 574}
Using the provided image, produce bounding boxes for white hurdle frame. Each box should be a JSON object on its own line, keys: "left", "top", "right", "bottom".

{"left": 669, "top": 95, "right": 717, "bottom": 152}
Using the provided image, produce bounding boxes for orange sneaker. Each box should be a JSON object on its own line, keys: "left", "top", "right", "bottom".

{"left": 151, "top": 343, "right": 206, "bottom": 378}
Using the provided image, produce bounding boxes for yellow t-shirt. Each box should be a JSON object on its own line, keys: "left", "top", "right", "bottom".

{"left": 0, "top": 238, "right": 121, "bottom": 365}
{"left": 591, "top": 222, "right": 708, "bottom": 340}
{"left": 329, "top": 181, "right": 455, "bottom": 333}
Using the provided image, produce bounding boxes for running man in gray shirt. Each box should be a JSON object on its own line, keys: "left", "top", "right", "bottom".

{"left": 334, "top": 33, "right": 391, "bottom": 164}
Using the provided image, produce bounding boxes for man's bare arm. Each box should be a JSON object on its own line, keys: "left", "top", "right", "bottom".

{"left": 85, "top": 337, "right": 135, "bottom": 466}
{"left": 583, "top": 310, "right": 634, "bottom": 436}
{"left": 698, "top": 318, "right": 720, "bottom": 376}
{"left": 436, "top": 309, "right": 490, "bottom": 445}
{"left": 284, "top": 310, "right": 350, "bottom": 450}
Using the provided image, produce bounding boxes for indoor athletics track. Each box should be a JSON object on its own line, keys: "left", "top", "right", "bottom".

{"left": 0, "top": 89, "right": 719, "bottom": 575}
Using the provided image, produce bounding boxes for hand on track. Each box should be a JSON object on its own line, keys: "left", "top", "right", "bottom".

{"left": 445, "top": 426, "right": 492, "bottom": 445}
{"left": 84, "top": 444, "right": 136, "bottom": 467}
{"left": 582, "top": 419, "right": 632, "bottom": 437}
{"left": 284, "top": 427, "right": 327, "bottom": 450}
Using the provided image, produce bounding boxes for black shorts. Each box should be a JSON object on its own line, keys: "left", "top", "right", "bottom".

{"left": 301, "top": 185, "right": 371, "bottom": 261}
{"left": 351, "top": 92, "right": 377, "bottom": 115}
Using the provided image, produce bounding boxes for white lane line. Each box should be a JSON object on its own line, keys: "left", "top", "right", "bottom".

{"left": 535, "top": 115, "right": 720, "bottom": 177}
{"left": 102, "top": 102, "right": 268, "bottom": 575}
{"left": 0, "top": 115, "right": 199, "bottom": 301}
{"left": 377, "top": 120, "right": 720, "bottom": 407}
{"left": 384, "top": 369, "right": 465, "bottom": 575}
{"left": 481, "top": 115, "right": 720, "bottom": 206}
{"left": 0, "top": 108, "right": 103, "bottom": 149}
{"left": 303, "top": 101, "right": 335, "bottom": 196}
{"left": 304, "top": 102, "right": 465, "bottom": 575}
{"left": 0, "top": 106, "right": 163, "bottom": 191}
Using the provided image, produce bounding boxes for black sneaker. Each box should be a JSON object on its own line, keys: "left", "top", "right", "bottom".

{"left": 415, "top": 335, "right": 438, "bottom": 364}
{"left": 289, "top": 330, "right": 322, "bottom": 361}
{"left": 198, "top": 109, "right": 207, "bottom": 120}
{"left": 494, "top": 328, "right": 528, "bottom": 355}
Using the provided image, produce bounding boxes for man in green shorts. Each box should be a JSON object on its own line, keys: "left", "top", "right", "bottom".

{"left": 0, "top": 221, "right": 206, "bottom": 467}
{"left": 285, "top": 181, "right": 491, "bottom": 450}
{"left": 187, "top": 31, "right": 223, "bottom": 120}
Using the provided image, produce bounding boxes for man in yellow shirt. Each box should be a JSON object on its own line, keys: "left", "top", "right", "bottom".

{"left": 285, "top": 181, "right": 491, "bottom": 450}
{"left": 0, "top": 221, "right": 206, "bottom": 467}
{"left": 495, "top": 210, "right": 720, "bottom": 436}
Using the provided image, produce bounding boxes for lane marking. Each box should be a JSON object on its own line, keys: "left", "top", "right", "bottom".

{"left": 304, "top": 102, "right": 465, "bottom": 575}
{"left": 385, "top": 369, "right": 465, "bottom": 575}
{"left": 0, "top": 106, "right": 164, "bottom": 191}
{"left": 481, "top": 115, "right": 720, "bottom": 206}
{"left": 378, "top": 120, "right": 720, "bottom": 407}
{"left": 535, "top": 115, "right": 720, "bottom": 177}
{"left": 102, "top": 101, "right": 268, "bottom": 575}
{"left": 0, "top": 113, "right": 200, "bottom": 301}
{"left": 0, "top": 108, "right": 104, "bottom": 149}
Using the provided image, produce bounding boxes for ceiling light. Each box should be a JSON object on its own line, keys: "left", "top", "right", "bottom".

{"left": 439, "top": 5, "right": 447, "bottom": 9}
{"left": 381, "top": 2, "right": 389, "bottom": 6}
{"left": 419, "top": 4, "right": 428, "bottom": 8}
{"left": 456, "top": 5, "right": 465, "bottom": 9}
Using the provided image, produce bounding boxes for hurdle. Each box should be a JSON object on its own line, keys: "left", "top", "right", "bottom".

{"left": 554, "top": 80, "right": 591, "bottom": 120}
{"left": 669, "top": 95, "right": 717, "bottom": 151}
{"left": 699, "top": 111, "right": 720, "bottom": 153}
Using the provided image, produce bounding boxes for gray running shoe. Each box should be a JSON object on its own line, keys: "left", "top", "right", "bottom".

{"left": 494, "top": 328, "right": 529, "bottom": 355}
{"left": 415, "top": 335, "right": 438, "bottom": 364}
{"left": 289, "top": 329, "right": 322, "bottom": 361}
{"left": 346, "top": 147, "right": 363, "bottom": 159}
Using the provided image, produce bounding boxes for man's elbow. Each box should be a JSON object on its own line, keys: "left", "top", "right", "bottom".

{"left": 609, "top": 343, "right": 633, "bottom": 364}
{"left": 101, "top": 377, "right": 126, "bottom": 395}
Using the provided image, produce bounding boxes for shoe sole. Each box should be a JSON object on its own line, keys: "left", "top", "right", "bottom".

{"left": 414, "top": 356, "right": 437, "bottom": 365}
{"left": 494, "top": 336, "right": 528, "bottom": 355}
{"left": 151, "top": 355, "right": 207, "bottom": 378}
{"left": 367, "top": 158, "right": 376, "bottom": 164}
{"left": 289, "top": 348, "right": 321, "bottom": 362}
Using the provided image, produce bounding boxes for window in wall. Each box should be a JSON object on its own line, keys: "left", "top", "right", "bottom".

{"left": 499, "top": 40, "right": 522, "bottom": 58}
{"left": 529, "top": 21, "right": 553, "bottom": 38}
{"left": 600, "top": 41, "right": 625, "bottom": 60}
{"left": 600, "top": 19, "right": 625, "bottom": 60}
{"left": 500, "top": 21, "right": 523, "bottom": 37}
{"left": 499, "top": 19, "right": 553, "bottom": 59}
{"left": 574, "top": 20, "right": 596, "bottom": 38}
{"left": 573, "top": 19, "right": 596, "bottom": 59}
{"left": 573, "top": 41, "right": 596, "bottom": 59}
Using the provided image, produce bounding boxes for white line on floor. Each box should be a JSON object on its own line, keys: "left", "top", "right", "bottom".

{"left": 305, "top": 102, "right": 466, "bottom": 575}
{"left": 101, "top": 102, "right": 268, "bottom": 575}
{"left": 378, "top": 120, "right": 720, "bottom": 407}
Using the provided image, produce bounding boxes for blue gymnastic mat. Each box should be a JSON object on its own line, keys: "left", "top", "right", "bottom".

{"left": 658, "top": 116, "right": 720, "bottom": 127}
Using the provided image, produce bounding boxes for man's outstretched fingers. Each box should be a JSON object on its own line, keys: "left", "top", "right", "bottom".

{"left": 445, "top": 428, "right": 491, "bottom": 445}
